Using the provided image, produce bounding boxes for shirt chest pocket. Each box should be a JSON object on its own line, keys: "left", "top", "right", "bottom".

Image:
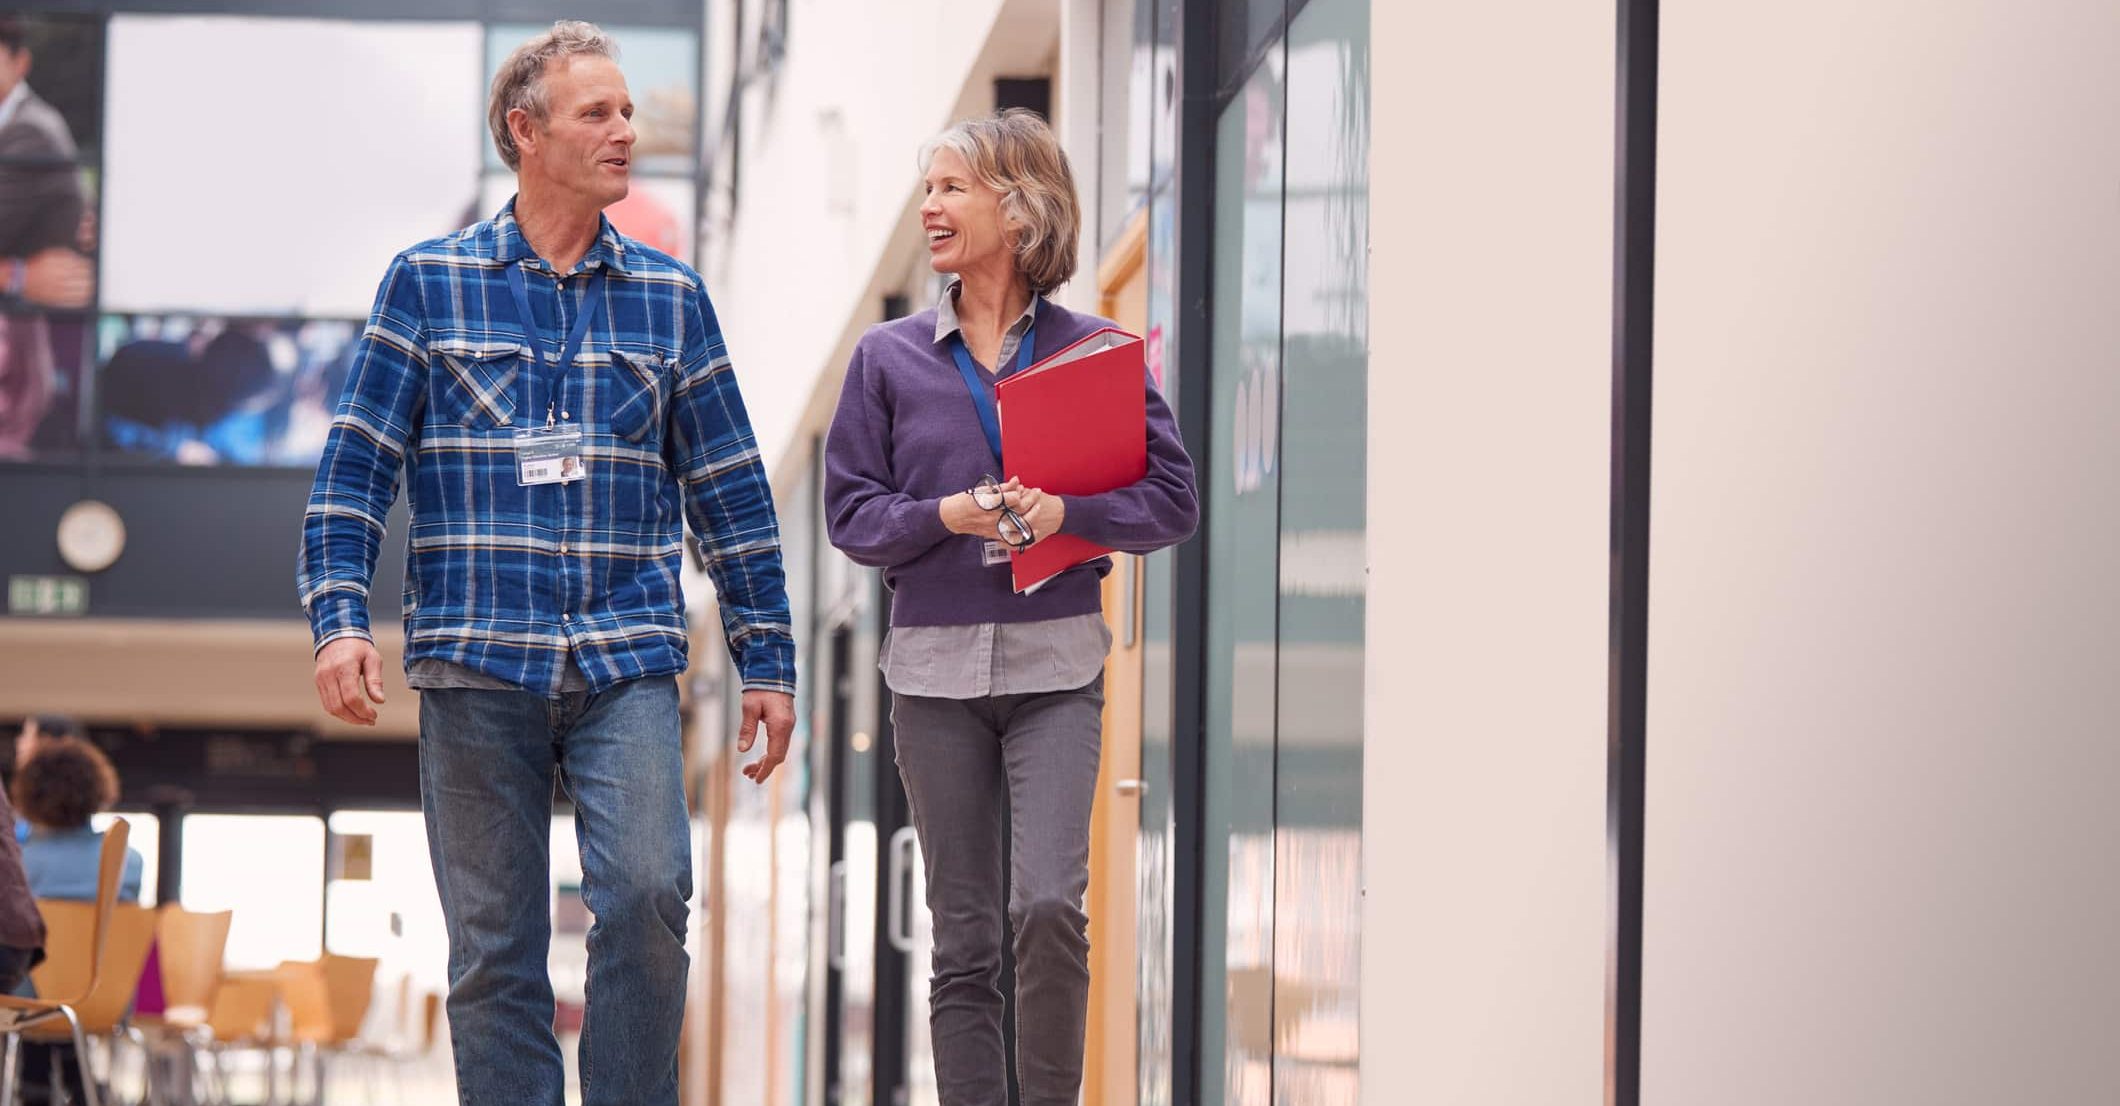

{"left": 608, "top": 346, "right": 677, "bottom": 445}
{"left": 429, "top": 340, "right": 526, "bottom": 430}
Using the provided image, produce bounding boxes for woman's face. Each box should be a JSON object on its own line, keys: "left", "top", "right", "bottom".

{"left": 921, "top": 147, "right": 1014, "bottom": 281}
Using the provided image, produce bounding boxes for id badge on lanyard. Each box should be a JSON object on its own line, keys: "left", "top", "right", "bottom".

{"left": 514, "top": 424, "right": 586, "bottom": 485}
{"left": 505, "top": 263, "right": 607, "bottom": 487}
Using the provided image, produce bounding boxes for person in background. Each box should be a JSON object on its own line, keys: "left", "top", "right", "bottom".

{"left": 13, "top": 736, "right": 141, "bottom": 1106}
{"left": 16, "top": 736, "right": 143, "bottom": 902}
{"left": 11, "top": 714, "right": 75, "bottom": 844}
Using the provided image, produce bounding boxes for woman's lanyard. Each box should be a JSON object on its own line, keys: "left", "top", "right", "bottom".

{"left": 948, "top": 304, "right": 1038, "bottom": 465}
{"left": 506, "top": 264, "right": 608, "bottom": 425}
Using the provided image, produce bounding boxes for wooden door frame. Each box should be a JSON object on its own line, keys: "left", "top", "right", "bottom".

{"left": 1084, "top": 208, "right": 1151, "bottom": 1106}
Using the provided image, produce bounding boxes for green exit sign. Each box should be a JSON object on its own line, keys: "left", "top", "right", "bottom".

{"left": 9, "top": 575, "right": 88, "bottom": 616}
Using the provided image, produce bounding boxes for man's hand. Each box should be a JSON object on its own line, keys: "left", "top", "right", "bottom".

{"left": 314, "top": 637, "right": 387, "bottom": 726}
{"left": 1005, "top": 484, "right": 1066, "bottom": 544}
{"left": 22, "top": 248, "right": 94, "bottom": 309}
{"left": 740, "top": 689, "right": 796, "bottom": 784}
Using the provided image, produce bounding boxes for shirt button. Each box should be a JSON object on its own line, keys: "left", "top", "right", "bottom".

{"left": 558, "top": 544, "right": 569, "bottom": 555}
{"left": 562, "top": 613, "right": 573, "bottom": 622}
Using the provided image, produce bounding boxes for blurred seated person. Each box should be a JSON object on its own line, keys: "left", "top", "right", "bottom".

{"left": 16, "top": 736, "right": 143, "bottom": 902}
{"left": 13, "top": 737, "right": 137, "bottom": 1106}
{"left": 10, "top": 714, "right": 75, "bottom": 843}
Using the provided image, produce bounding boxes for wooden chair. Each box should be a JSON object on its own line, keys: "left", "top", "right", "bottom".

{"left": 198, "top": 972, "right": 284, "bottom": 1106}
{"left": 276, "top": 954, "right": 379, "bottom": 1105}
{"left": 129, "top": 906, "right": 235, "bottom": 1101}
{"left": 156, "top": 906, "right": 233, "bottom": 1028}
{"left": 0, "top": 819, "right": 153, "bottom": 1106}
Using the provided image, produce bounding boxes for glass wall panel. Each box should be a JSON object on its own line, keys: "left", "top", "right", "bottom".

{"left": 1271, "top": 0, "right": 1368, "bottom": 1099}
{"left": 1216, "top": 0, "right": 1285, "bottom": 97}
{"left": 1097, "top": 0, "right": 1153, "bottom": 248}
{"left": 1136, "top": 179, "right": 1180, "bottom": 1106}
{"left": 1200, "top": 43, "right": 1285, "bottom": 1106}
{"left": 1, "top": 15, "right": 104, "bottom": 462}
{"left": 181, "top": 813, "right": 326, "bottom": 970}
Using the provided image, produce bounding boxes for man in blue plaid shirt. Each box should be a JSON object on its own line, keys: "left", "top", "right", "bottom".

{"left": 298, "top": 22, "right": 793, "bottom": 1105}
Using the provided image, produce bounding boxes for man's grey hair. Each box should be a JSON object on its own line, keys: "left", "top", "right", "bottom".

{"left": 487, "top": 21, "right": 619, "bottom": 172}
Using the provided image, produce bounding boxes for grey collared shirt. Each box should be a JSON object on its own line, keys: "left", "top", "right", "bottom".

{"left": 885, "top": 282, "right": 1110, "bottom": 700}
{"left": 934, "top": 279, "right": 1039, "bottom": 372}
{"left": 881, "top": 615, "right": 1112, "bottom": 700}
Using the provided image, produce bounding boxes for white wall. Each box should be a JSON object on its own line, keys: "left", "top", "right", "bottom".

{"left": 702, "top": 0, "right": 1062, "bottom": 477}
{"left": 1362, "top": 2, "right": 1616, "bottom": 1102}
{"left": 1644, "top": 3, "right": 2120, "bottom": 1102}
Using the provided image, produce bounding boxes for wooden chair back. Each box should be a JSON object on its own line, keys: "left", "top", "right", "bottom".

{"left": 25, "top": 900, "right": 156, "bottom": 1037}
{"left": 21, "top": 819, "right": 131, "bottom": 1006}
{"left": 155, "top": 906, "right": 233, "bottom": 1018}
{"left": 276, "top": 954, "right": 379, "bottom": 1046}
{"left": 204, "top": 973, "right": 279, "bottom": 1043}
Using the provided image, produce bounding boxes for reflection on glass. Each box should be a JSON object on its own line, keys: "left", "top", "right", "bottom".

{"left": 181, "top": 813, "right": 325, "bottom": 971}
{"left": 1270, "top": 0, "right": 1368, "bottom": 1101}
{"left": 1097, "top": 0, "right": 1153, "bottom": 248}
{"left": 1150, "top": 0, "right": 1179, "bottom": 192}
{"left": 1202, "top": 45, "right": 1285, "bottom": 1106}
{"left": 103, "top": 16, "right": 483, "bottom": 317}
{"left": 96, "top": 314, "right": 359, "bottom": 466}
{"left": 486, "top": 25, "right": 698, "bottom": 177}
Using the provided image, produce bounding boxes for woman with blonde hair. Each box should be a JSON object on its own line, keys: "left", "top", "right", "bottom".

{"left": 824, "top": 109, "right": 1198, "bottom": 1104}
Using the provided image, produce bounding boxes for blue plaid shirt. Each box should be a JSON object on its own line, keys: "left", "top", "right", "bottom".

{"left": 298, "top": 200, "right": 794, "bottom": 696}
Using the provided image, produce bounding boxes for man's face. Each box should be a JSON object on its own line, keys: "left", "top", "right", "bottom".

{"left": 0, "top": 47, "right": 31, "bottom": 103}
{"left": 517, "top": 55, "right": 634, "bottom": 209}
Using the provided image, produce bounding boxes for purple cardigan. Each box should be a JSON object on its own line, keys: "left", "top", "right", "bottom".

{"left": 823, "top": 299, "right": 1199, "bottom": 627}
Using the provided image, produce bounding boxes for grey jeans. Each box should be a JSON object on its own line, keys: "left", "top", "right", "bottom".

{"left": 890, "top": 675, "right": 1105, "bottom": 1106}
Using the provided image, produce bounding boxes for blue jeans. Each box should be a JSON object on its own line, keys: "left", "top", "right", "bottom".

{"left": 418, "top": 676, "right": 690, "bottom": 1106}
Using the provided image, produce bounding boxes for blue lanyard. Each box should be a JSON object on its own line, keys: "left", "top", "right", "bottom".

{"left": 948, "top": 307, "right": 1038, "bottom": 465}
{"left": 505, "top": 264, "right": 607, "bottom": 415}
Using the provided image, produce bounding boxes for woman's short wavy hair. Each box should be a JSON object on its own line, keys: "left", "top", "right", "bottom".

{"left": 920, "top": 109, "right": 1082, "bottom": 293}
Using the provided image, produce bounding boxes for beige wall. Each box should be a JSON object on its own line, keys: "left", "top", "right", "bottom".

{"left": 1362, "top": 1, "right": 1616, "bottom": 1102}
{"left": 1644, "top": 2, "right": 2120, "bottom": 1102}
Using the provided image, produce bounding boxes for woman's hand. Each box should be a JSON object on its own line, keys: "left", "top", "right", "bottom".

{"left": 940, "top": 477, "right": 1022, "bottom": 537}
{"left": 1005, "top": 485, "right": 1066, "bottom": 543}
